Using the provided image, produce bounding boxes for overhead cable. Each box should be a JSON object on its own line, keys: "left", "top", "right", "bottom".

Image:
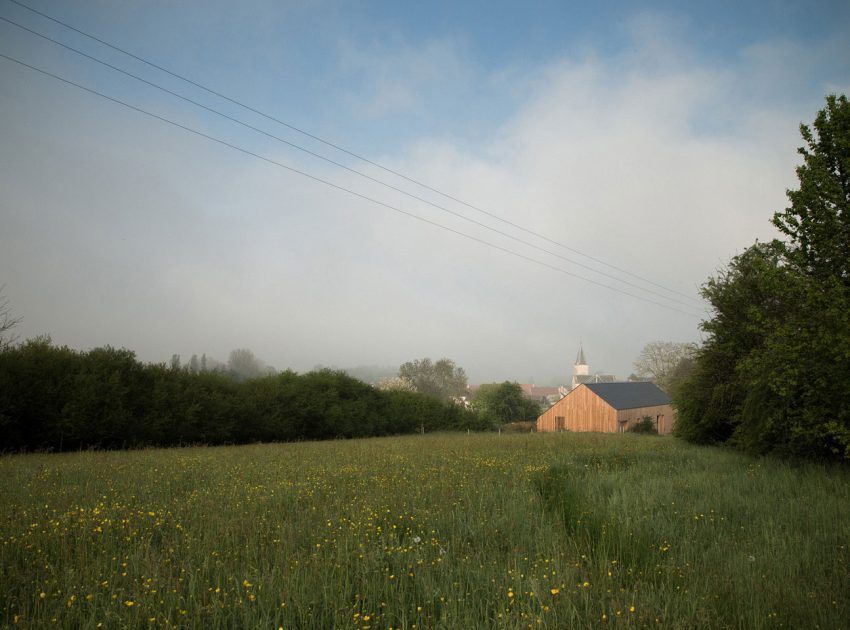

{"left": 0, "top": 15, "right": 699, "bottom": 311}
{"left": 5, "top": 0, "right": 704, "bottom": 306}
{"left": 0, "top": 52, "right": 705, "bottom": 318}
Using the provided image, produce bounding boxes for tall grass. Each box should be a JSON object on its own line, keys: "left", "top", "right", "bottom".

{"left": 1, "top": 433, "right": 848, "bottom": 628}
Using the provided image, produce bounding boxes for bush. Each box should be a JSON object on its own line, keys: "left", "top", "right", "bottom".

{"left": 630, "top": 416, "right": 658, "bottom": 435}
{"left": 0, "top": 339, "right": 488, "bottom": 451}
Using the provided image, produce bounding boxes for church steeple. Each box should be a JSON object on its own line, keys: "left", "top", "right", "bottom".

{"left": 575, "top": 342, "right": 587, "bottom": 366}
{"left": 572, "top": 343, "right": 589, "bottom": 387}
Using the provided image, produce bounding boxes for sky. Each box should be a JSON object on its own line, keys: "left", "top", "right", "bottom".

{"left": 1, "top": 0, "right": 849, "bottom": 384}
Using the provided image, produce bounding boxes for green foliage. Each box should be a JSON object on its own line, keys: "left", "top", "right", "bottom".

{"left": 227, "top": 348, "right": 271, "bottom": 382}
{"left": 470, "top": 381, "right": 541, "bottom": 425}
{"left": 632, "top": 341, "right": 696, "bottom": 393}
{"left": 0, "top": 341, "right": 482, "bottom": 451}
{"left": 675, "top": 95, "right": 850, "bottom": 460}
{"left": 629, "top": 416, "right": 658, "bottom": 435}
{"left": 773, "top": 94, "right": 850, "bottom": 283}
{"left": 398, "top": 357, "right": 467, "bottom": 401}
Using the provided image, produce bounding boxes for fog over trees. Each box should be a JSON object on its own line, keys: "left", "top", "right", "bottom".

{"left": 632, "top": 341, "right": 697, "bottom": 393}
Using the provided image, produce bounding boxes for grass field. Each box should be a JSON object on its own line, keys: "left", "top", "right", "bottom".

{"left": 1, "top": 433, "right": 848, "bottom": 629}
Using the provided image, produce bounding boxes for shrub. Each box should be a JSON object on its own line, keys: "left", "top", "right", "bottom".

{"left": 630, "top": 416, "right": 658, "bottom": 435}
{"left": 0, "top": 339, "right": 489, "bottom": 451}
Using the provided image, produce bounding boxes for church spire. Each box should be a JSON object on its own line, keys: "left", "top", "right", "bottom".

{"left": 575, "top": 342, "right": 587, "bottom": 366}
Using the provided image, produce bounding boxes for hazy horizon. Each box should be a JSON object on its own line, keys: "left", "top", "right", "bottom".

{"left": 2, "top": 0, "right": 848, "bottom": 384}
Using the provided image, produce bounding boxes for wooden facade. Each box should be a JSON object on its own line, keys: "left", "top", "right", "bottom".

{"left": 536, "top": 383, "right": 676, "bottom": 435}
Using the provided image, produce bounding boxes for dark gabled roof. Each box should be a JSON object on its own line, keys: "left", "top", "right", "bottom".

{"left": 584, "top": 382, "right": 670, "bottom": 410}
{"left": 575, "top": 374, "right": 615, "bottom": 384}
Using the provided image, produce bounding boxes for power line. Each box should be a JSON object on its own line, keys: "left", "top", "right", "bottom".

{"left": 0, "top": 52, "right": 705, "bottom": 318}
{"left": 5, "top": 0, "right": 704, "bottom": 306}
{"left": 0, "top": 15, "right": 700, "bottom": 311}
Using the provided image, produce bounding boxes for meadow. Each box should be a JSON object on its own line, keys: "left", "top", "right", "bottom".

{"left": 1, "top": 433, "right": 848, "bottom": 629}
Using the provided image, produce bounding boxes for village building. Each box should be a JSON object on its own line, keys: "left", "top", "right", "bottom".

{"left": 510, "top": 344, "right": 619, "bottom": 407}
{"left": 570, "top": 343, "right": 616, "bottom": 390}
{"left": 518, "top": 383, "right": 563, "bottom": 406}
{"left": 536, "top": 381, "right": 676, "bottom": 435}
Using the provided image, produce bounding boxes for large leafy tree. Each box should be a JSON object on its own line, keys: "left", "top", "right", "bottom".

{"left": 632, "top": 341, "right": 697, "bottom": 393}
{"left": 772, "top": 94, "right": 850, "bottom": 283}
{"left": 471, "top": 381, "right": 541, "bottom": 425}
{"left": 398, "top": 357, "right": 467, "bottom": 401}
{"left": 675, "top": 95, "right": 850, "bottom": 460}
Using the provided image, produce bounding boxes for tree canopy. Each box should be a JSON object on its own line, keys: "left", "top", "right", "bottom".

{"left": 470, "top": 382, "right": 541, "bottom": 425}
{"left": 632, "top": 341, "right": 696, "bottom": 393}
{"left": 397, "top": 357, "right": 468, "bottom": 401}
{"left": 0, "top": 339, "right": 483, "bottom": 451}
{"left": 674, "top": 95, "right": 850, "bottom": 460}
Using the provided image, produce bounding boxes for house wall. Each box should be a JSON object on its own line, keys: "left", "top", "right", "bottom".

{"left": 615, "top": 404, "right": 676, "bottom": 435}
{"left": 536, "top": 385, "right": 677, "bottom": 434}
{"left": 536, "top": 385, "right": 618, "bottom": 433}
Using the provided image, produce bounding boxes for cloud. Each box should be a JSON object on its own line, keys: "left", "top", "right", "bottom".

{"left": 1, "top": 8, "right": 847, "bottom": 384}
{"left": 337, "top": 35, "right": 475, "bottom": 119}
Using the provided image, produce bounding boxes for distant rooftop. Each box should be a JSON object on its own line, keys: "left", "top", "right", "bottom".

{"left": 575, "top": 374, "right": 615, "bottom": 385}
{"left": 584, "top": 382, "right": 671, "bottom": 410}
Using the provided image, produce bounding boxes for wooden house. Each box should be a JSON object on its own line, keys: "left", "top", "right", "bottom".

{"left": 536, "top": 382, "right": 675, "bottom": 435}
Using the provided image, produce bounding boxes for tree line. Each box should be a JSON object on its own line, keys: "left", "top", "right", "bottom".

{"left": 673, "top": 95, "right": 850, "bottom": 461}
{"left": 0, "top": 338, "right": 489, "bottom": 452}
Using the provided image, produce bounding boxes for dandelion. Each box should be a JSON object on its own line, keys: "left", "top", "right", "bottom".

{"left": 629, "top": 605, "right": 635, "bottom": 613}
{"left": 550, "top": 588, "right": 559, "bottom": 596}
{"left": 124, "top": 600, "right": 134, "bottom": 607}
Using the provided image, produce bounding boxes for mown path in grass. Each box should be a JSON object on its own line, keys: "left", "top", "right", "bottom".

{"left": 1, "top": 433, "right": 848, "bottom": 628}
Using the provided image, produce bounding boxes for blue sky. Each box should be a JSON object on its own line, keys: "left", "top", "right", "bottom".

{"left": 1, "top": 0, "right": 849, "bottom": 382}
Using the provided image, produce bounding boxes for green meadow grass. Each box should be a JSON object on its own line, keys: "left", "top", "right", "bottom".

{"left": 1, "top": 433, "right": 848, "bottom": 629}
